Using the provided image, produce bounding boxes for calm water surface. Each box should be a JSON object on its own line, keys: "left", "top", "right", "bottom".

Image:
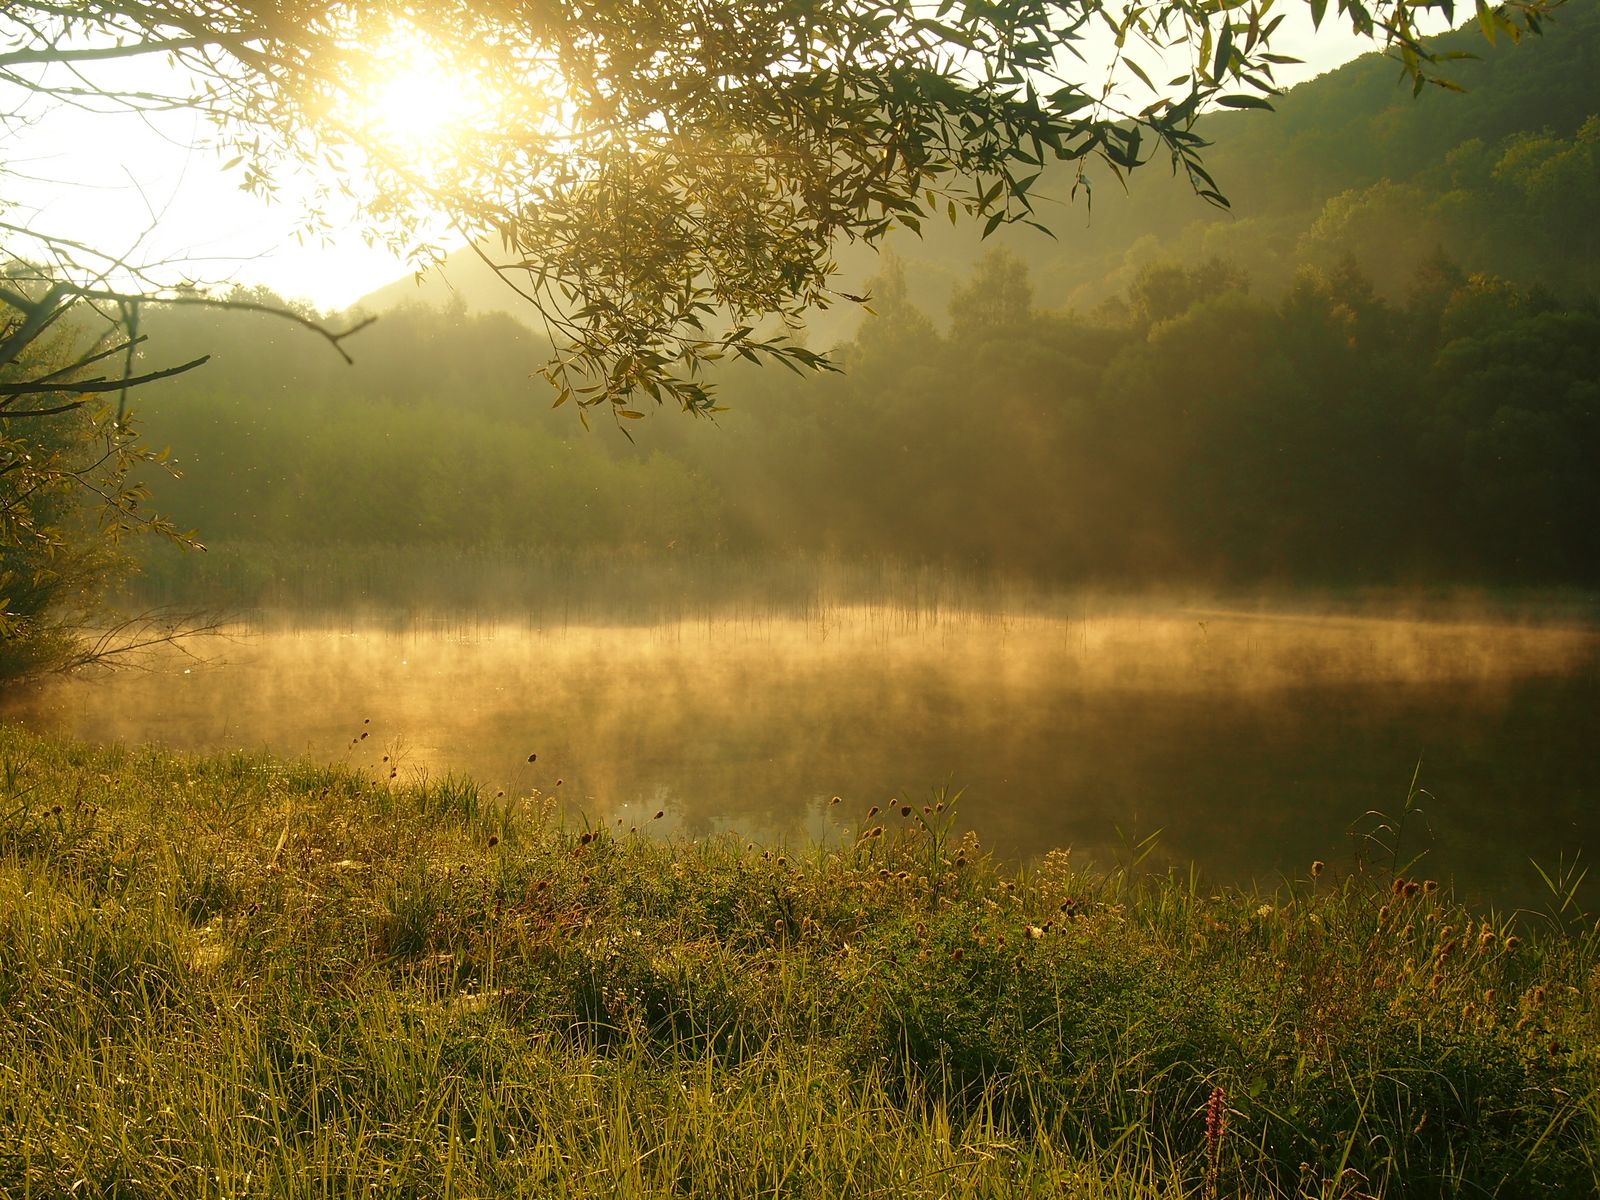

{"left": 5, "top": 602, "right": 1597, "bottom": 910}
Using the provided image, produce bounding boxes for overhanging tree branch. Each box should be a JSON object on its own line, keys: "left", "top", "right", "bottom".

{"left": 0, "top": 353, "right": 210, "bottom": 401}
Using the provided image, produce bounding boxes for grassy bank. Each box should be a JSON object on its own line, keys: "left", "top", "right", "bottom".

{"left": 0, "top": 726, "right": 1595, "bottom": 1198}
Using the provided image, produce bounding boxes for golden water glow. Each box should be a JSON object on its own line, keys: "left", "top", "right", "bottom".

{"left": 5, "top": 603, "right": 1597, "bottom": 909}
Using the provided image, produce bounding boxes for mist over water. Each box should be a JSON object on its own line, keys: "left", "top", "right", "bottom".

{"left": 5, "top": 597, "right": 1597, "bottom": 910}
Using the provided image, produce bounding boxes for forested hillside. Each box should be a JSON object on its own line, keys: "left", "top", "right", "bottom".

{"left": 130, "top": 8, "right": 1600, "bottom": 601}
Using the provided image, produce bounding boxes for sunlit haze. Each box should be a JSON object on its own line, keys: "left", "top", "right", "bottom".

{"left": 5, "top": 13, "right": 1411, "bottom": 311}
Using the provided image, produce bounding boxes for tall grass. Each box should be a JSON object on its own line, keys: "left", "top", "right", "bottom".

{"left": 1, "top": 725, "right": 1595, "bottom": 1197}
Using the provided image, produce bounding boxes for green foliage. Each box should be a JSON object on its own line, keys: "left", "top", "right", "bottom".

{"left": 0, "top": 314, "right": 190, "bottom": 683}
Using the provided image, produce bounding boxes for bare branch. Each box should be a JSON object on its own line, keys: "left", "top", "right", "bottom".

{"left": 0, "top": 354, "right": 210, "bottom": 400}
{"left": 0, "top": 37, "right": 220, "bottom": 68}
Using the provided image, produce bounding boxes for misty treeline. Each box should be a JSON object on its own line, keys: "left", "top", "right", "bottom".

{"left": 130, "top": 241, "right": 1597, "bottom": 597}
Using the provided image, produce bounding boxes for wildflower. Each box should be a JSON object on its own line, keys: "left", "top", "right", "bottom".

{"left": 1402, "top": 881, "right": 1421, "bottom": 899}
{"left": 1423, "top": 879, "right": 1439, "bottom": 893}
{"left": 1257, "top": 904, "right": 1274, "bottom": 918}
{"left": 1025, "top": 925, "right": 1044, "bottom": 939}
{"left": 1204, "top": 1085, "right": 1227, "bottom": 1195}
{"left": 527, "top": 753, "right": 537, "bottom": 763}
{"left": 830, "top": 796, "right": 841, "bottom": 805}
{"left": 900, "top": 805, "right": 912, "bottom": 817}
{"left": 1505, "top": 935, "right": 1522, "bottom": 950}
{"left": 950, "top": 947, "right": 964, "bottom": 962}
{"left": 868, "top": 805, "right": 880, "bottom": 818}
{"left": 654, "top": 810, "right": 664, "bottom": 820}
{"left": 1310, "top": 860, "right": 1324, "bottom": 878}
{"left": 487, "top": 835, "right": 499, "bottom": 848}
{"left": 1392, "top": 877, "right": 1407, "bottom": 896}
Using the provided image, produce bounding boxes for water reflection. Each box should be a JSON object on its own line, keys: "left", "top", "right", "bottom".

{"left": 4, "top": 603, "right": 1597, "bottom": 909}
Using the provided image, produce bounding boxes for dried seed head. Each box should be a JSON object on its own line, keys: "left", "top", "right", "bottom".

{"left": 527, "top": 753, "right": 537, "bottom": 763}
{"left": 1310, "top": 860, "right": 1324, "bottom": 878}
{"left": 487, "top": 835, "right": 499, "bottom": 848}
{"left": 1423, "top": 879, "right": 1439, "bottom": 894}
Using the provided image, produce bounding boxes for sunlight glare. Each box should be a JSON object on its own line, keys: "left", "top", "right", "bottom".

{"left": 356, "top": 26, "right": 500, "bottom": 169}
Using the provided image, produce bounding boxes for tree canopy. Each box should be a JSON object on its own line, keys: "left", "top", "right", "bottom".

{"left": 0, "top": 0, "right": 1560, "bottom": 417}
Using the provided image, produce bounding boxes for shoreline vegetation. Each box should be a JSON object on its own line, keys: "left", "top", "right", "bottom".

{"left": 2, "top": 726, "right": 1595, "bottom": 1197}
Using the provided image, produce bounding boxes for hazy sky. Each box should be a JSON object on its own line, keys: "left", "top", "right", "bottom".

{"left": 4, "top": 13, "right": 1431, "bottom": 312}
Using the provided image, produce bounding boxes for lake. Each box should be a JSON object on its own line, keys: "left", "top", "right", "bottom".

{"left": 5, "top": 598, "right": 1597, "bottom": 911}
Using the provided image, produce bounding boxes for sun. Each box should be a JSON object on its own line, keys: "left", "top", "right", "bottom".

{"left": 346, "top": 22, "right": 572, "bottom": 186}
{"left": 365, "top": 42, "right": 480, "bottom": 154}
{"left": 349, "top": 24, "right": 509, "bottom": 173}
